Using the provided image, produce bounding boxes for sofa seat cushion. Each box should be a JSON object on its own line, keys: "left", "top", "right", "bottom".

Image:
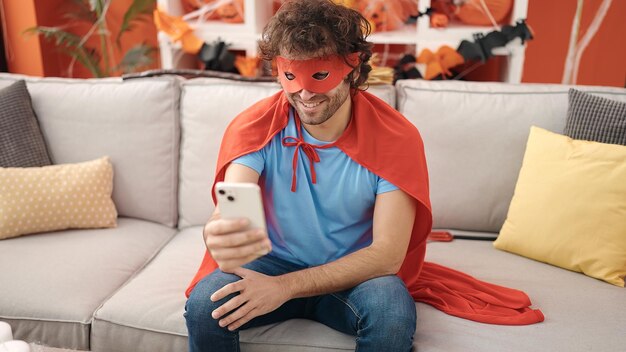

{"left": 91, "top": 226, "right": 356, "bottom": 352}
{"left": 92, "top": 228, "right": 625, "bottom": 351}
{"left": 420, "top": 233, "right": 626, "bottom": 352}
{"left": 0, "top": 218, "right": 177, "bottom": 350}
{"left": 91, "top": 227, "right": 203, "bottom": 352}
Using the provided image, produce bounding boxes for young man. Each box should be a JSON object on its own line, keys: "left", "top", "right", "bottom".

{"left": 184, "top": 1, "right": 433, "bottom": 351}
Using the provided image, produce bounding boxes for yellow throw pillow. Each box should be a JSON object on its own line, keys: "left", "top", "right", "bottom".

{"left": 494, "top": 127, "right": 626, "bottom": 287}
{"left": 0, "top": 157, "right": 117, "bottom": 239}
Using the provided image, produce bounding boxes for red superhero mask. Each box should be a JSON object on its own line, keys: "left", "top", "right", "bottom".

{"left": 276, "top": 53, "right": 360, "bottom": 94}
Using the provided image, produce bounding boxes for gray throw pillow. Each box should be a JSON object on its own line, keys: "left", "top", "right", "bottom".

{"left": 0, "top": 80, "right": 52, "bottom": 167}
{"left": 563, "top": 88, "right": 626, "bottom": 146}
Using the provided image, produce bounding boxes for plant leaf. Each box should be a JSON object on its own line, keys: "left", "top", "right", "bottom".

{"left": 114, "top": 44, "right": 156, "bottom": 74}
{"left": 24, "top": 26, "right": 82, "bottom": 48}
{"left": 116, "top": 0, "right": 155, "bottom": 47}
{"left": 64, "top": 47, "right": 103, "bottom": 77}
{"left": 24, "top": 26, "right": 103, "bottom": 77}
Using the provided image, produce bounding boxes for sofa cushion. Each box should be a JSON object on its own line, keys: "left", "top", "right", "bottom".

{"left": 91, "top": 226, "right": 356, "bottom": 352}
{"left": 0, "top": 80, "right": 52, "bottom": 167}
{"left": 0, "top": 74, "right": 181, "bottom": 227}
{"left": 564, "top": 88, "right": 626, "bottom": 145}
{"left": 420, "top": 235, "right": 626, "bottom": 352}
{"left": 396, "top": 80, "right": 626, "bottom": 232}
{"left": 178, "top": 79, "right": 281, "bottom": 228}
{"left": 92, "top": 227, "right": 626, "bottom": 352}
{"left": 0, "top": 218, "right": 177, "bottom": 350}
{"left": 91, "top": 227, "right": 204, "bottom": 352}
{"left": 495, "top": 127, "right": 626, "bottom": 286}
{"left": 178, "top": 79, "right": 397, "bottom": 228}
{"left": 0, "top": 156, "right": 117, "bottom": 240}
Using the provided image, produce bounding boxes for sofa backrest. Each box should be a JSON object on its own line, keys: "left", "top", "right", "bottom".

{"left": 0, "top": 74, "right": 181, "bottom": 227}
{"left": 178, "top": 78, "right": 396, "bottom": 228}
{"left": 397, "top": 80, "right": 626, "bottom": 233}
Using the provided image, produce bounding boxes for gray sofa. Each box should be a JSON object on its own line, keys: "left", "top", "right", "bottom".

{"left": 0, "top": 72, "right": 624, "bottom": 352}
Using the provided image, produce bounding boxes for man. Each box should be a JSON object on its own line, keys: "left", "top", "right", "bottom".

{"left": 184, "top": 1, "right": 433, "bottom": 351}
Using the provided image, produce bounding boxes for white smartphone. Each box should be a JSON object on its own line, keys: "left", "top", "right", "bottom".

{"left": 215, "top": 182, "right": 267, "bottom": 233}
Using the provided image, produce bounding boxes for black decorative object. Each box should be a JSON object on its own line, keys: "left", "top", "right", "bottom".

{"left": 457, "top": 19, "right": 534, "bottom": 63}
{"left": 197, "top": 41, "right": 237, "bottom": 73}
{"left": 501, "top": 19, "right": 534, "bottom": 44}
{"left": 394, "top": 54, "right": 423, "bottom": 83}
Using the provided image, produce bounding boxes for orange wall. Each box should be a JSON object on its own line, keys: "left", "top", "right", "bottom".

{"left": 33, "top": 0, "right": 70, "bottom": 77}
{"left": 523, "top": 0, "right": 626, "bottom": 87}
{"left": 2, "top": 0, "right": 44, "bottom": 76}
{"left": 1, "top": 0, "right": 159, "bottom": 78}
{"left": 2, "top": 0, "right": 625, "bottom": 86}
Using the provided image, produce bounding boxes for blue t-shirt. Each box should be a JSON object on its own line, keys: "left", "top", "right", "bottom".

{"left": 233, "top": 109, "right": 398, "bottom": 267}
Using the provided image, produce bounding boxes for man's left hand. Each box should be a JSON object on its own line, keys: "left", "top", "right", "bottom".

{"left": 210, "top": 267, "right": 290, "bottom": 331}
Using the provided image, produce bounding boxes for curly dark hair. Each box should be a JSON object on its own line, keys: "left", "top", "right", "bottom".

{"left": 259, "top": 0, "right": 373, "bottom": 90}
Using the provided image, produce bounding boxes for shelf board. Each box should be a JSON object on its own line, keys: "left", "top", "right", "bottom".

{"left": 158, "top": 30, "right": 260, "bottom": 53}
{"left": 368, "top": 26, "right": 417, "bottom": 45}
{"left": 420, "top": 23, "right": 501, "bottom": 42}
{"left": 189, "top": 21, "right": 256, "bottom": 35}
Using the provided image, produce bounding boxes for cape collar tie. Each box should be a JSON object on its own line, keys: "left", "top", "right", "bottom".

{"left": 281, "top": 109, "right": 337, "bottom": 192}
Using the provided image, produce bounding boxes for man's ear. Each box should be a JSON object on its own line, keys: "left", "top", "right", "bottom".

{"left": 352, "top": 67, "right": 361, "bottom": 86}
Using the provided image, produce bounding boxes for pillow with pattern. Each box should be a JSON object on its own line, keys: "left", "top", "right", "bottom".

{"left": 0, "top": 80, "right": 53, "bottom": 167}
{"left": 563, "top": 89, "right": 626, "bottom": 146}
{"left": 0, "top": 157, "right": 118, "bottom": 240}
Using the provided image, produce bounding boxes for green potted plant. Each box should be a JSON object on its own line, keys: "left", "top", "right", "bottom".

{"left": 25, "top": 0, "right": 157, "bottom": 77}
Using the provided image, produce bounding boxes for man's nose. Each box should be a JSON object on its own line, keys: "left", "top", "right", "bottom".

{"left": 298, "top": 89, "right": 317, "bottom": 101}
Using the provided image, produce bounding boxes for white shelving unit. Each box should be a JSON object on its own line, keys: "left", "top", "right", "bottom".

{"left": 158, "top": 0, "right": 528, "bottom": 83}
{"left": 157, "top": 0, "right": 273, "bottom": 69}
{"left": 414, "top": 0, "right": 529, "bottom": 83}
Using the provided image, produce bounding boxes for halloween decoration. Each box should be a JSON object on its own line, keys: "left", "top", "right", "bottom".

{"left": 182, "top": 0, "right": 244, "bottom": 23}
{"left": 417, "top": 46, "right": 465, "bottom": 80}
{"left": 155, "top": 8, "right": 243, "bottom": 74}
{"left": 457, "top": 20, "right": 533, "bottom": 63}
{"left": 407, "top": 7, "right": 449, "bottom": 29}
{"left": 358, "top": 0, "right": 418, "bottom": 32}
{"left": 198, "top": 40, "right": 237, "bottom": 72}
{"left": 394, "top": 19, "right": 533, "bottom": 81}
{"left": 456, "top": 0, "right": 513, "bottom": 26}
{"left": 430, "top": 13, "right": 450, "bottom": 28}
{"left": 235, "top": 56, "right": 260, "bottom": 78}
{"left": 394, "top": 54, "right": 423, "bottom": 82}
{"left": 431, "top": 0, "right": 513, "bottom": 26}
{"left": 156, "top": 3, "right": 533, "bottom": 83}
{"left": 367, "top": 66, "right": 395, "bottom": 85}
{"left": 154, "top": 9, "right": 204, "bottom": 55}
{"left": 501, "top": 19, "right": 534, "bottom": 44}
{"left": 331, "top": 0, "right": 358, "bottom": 9}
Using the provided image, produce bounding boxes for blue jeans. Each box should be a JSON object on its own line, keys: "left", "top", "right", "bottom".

{"left": 185, "top": 254, "right": 416, "bottom": 352}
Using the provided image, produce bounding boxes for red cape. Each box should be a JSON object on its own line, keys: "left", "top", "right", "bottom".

{"left": 186, "top": 90, "right": 544, "bottom": 326}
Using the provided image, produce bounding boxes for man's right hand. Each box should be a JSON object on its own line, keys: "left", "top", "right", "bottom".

{"left": 203, "top": 217, "right": 272, "bottom": 273}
